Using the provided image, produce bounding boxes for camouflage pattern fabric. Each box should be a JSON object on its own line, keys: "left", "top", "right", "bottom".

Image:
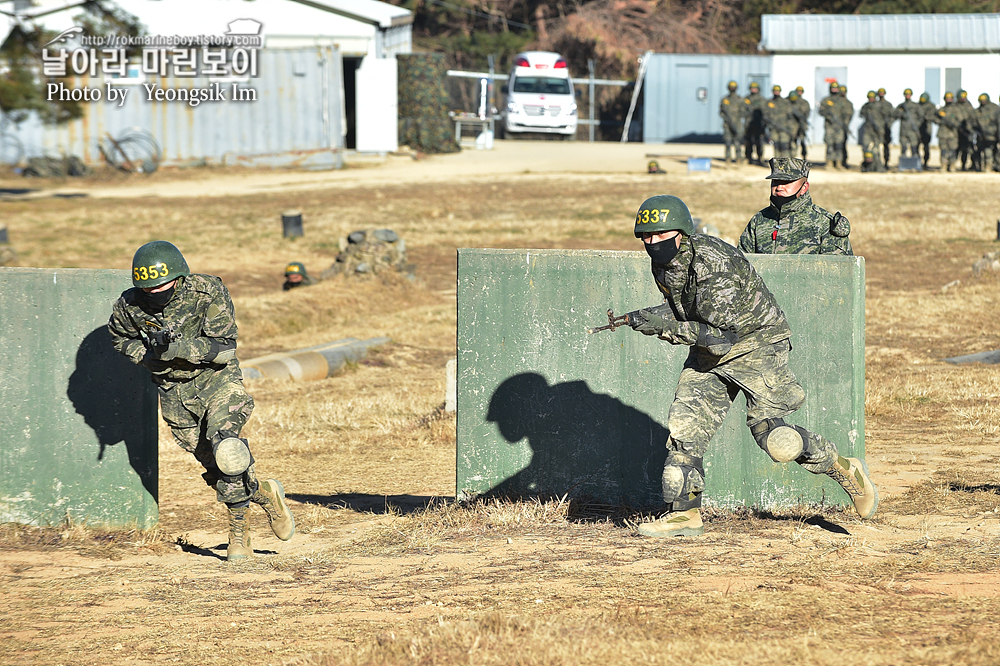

{"left": 739, "top": 191, "right": 853, "bottom": 255}
{"left": 763, "top": 95, "right": 797, "bottom": 158}
{"left": 790, "top": 94, "right": 810, "bottom": 159}
{"left": 666, "top": 340, "right": 837, "bottom": 476}
{"left": 647, "top": 234, "right": 792, "bottom": 362}
{"left": 320, "top": 228, "right": 414, "bottom": 279}
{"left": 719, "top": 90, "right": 745, "bottom": 162}
{"left": 956, "top": 96, "right": 975, "bottom": 169}
{"left": 918, "top": 99, "right": 937, "bottom": 166}
{"left": 895, "top": 99, "right": 922, "bottom": 158}
{"left": 742, "top": 91, "right": 766, "bottom": 164}
{"left": 935, "top": 101, "right": 962, "bottom": 170}
{"left": 859, "top": 99, "right": 887, "bottom": 172}
{"left": 397, "top": 53, "right": 460, "bottom": 155}
{"left": 818, "top": 91, "right": 850, "bottom": 166}
{"left": 975, "top": 100, "right": 999, "bottom": 172}
{"left": 108, "top": 273, "right": 258, "bottom": 504}
{"left": 875, "top": 95, "right": 894, "bottom": 162}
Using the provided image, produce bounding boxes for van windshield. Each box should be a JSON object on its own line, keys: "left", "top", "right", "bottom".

{"left": 511, "top": 77, "right": 572, "bottom": 95}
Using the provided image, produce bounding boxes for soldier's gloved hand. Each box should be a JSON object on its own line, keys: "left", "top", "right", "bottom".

{"left": 626, "top": 309, "right": 671, "bottom": 336}
{"left": 157, "top": 340, "right": 190, "bottom": 362}
{"left": 140, "top": 349, "right": 171, "bottom": 373}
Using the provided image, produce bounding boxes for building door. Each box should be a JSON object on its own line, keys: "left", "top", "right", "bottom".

{"left": 812, "top": 67, "right": 847, "bottom": 146}
{"left": 673, "top": 63, "right": 710, "bottom": 140}
{"left": 356, "top": 56, "right": 398, "bottom": 153}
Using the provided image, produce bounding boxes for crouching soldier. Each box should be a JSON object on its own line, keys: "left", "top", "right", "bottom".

{"left": 625, "top": 196, "right": 878, "bottom": 537}
{"left": 109, "top": 241, "right": 295, "bottom": 561}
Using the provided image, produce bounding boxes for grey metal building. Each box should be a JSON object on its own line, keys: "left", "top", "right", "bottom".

{"left": 642, "top": 54, "right": 772, "bottom": 143}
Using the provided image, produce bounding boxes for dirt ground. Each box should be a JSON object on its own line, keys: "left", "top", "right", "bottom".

{"left": 3, "top": 141, "right": 1000, "bottom": 665}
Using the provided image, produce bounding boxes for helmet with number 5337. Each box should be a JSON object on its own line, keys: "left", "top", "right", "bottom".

{"left": 131, "top": 240, "right": 190, "bottom": 288}
{"left": 633, "top": 195, "right": 695, "bottom": 238}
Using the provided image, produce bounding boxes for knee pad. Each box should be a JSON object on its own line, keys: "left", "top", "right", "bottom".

{"left": 212, "top": 430, "right": 254, "bottom": 477}
{"left": 751, "top": 418, "right": 804, "bottom": 463}
{"left": 661, "top": 451, "right": 705, "bottom": 504}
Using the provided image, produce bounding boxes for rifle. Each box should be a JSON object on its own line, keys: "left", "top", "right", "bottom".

{"left": 587, "top": 309, "right": 629, "bottom": 334}
{"left": 790, "top": 109, "right": 810, "bottom": 132}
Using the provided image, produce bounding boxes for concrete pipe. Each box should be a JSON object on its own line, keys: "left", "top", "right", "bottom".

{"left": 241, "top": 337, "right": 390, "bottom": 381}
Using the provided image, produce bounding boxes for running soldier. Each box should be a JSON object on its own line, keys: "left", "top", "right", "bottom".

{"left": 719, "top": 81, "right": 745, "bottom": 165}
{"left": 625, "top": 195, "right": 878, "bottom": 537}
{"left": 743, "top": 82, "right": 766, "bottom": 166}
{"left": 109, "top": 241, "right": 295, "bottom": 562}
{"left": 739, "top": 157, "right": 852, "bottom": 255}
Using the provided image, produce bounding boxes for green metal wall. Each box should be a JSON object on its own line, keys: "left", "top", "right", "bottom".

{"left": 0, "top": 268, "right": 158, "bottom": 528}
{"left": 457, "top": 249, "right": 865, "bottom": 510}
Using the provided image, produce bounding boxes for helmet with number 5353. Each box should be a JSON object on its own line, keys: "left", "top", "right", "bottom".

{"left": 131, "top": 240, "right": 190, "bottom": 288}
{"left": 633, "top": 195, "right": 695, "bottom": 238}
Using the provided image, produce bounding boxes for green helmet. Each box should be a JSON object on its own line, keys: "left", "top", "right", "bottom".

{"left": 919, "top": 92, "right": 929, "bottom": 102}
{"left": 284, "top": 261, "right": 308, "bottom": 277}
{"left": 727, "top": 80, "right": 737, "bottom": 91}
{"left": 633, "top": 195, "right": 695, "bottom": 238}
{"left": 867, "top": 91, "right": 876, "bottom": 99}
{"left": 131, "top": 240, "right": 189, "bottom": 288}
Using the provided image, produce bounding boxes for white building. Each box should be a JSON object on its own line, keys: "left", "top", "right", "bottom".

{"left": 761, "top": 13, "right": 1000, "bottom": 145}
{"left": 1, "top": 0, "right": 410, "bottom": 163}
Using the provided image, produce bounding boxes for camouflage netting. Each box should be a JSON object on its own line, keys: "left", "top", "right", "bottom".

{"left": 397, "top": 53, "right": 460, "bottom": 155}
{"left": 320, "top": 228, "right": 415, "bottom": 280}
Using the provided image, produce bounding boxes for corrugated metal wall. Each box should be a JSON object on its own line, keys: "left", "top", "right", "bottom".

{"left": 643, "top": 54, "right": 772, "bottom": 144}
{"left": 6, "top": 47, "right": 344, "bottom": 168}
{"left": 762, "top": 13, "right": 1000, "bottom": 53}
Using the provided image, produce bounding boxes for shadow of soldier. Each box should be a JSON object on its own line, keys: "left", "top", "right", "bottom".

{"left": 66, "top": 326, "right": 158, "bottom": 502}
{"left": 484, "top": 372, "right": 668, "bottom": 510}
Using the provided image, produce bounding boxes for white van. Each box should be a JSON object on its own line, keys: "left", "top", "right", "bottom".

{"left": 501, "top": 51, "right": 578, "bottom": 139}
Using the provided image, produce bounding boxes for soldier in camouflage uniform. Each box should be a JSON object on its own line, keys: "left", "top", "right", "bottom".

{"left": 894, "top": 89, "right": 921, "bottom": 159}
{"left": 739, "top": 158, "right": 853, "bottom": 255}
{"left": 918, "top": 92, "right": 936, "bottom": 168}
{"left": 975, "top": 93, "right": 999, "bottom": 173}
{"left": 283, "top": 261, "right": 317, "bottom": 291}
{"left": 875, "top": 88, "right": 894, "bottom": 166}
{"left": 819, "top": 82, "right": 851, "bottom": 169}
{"left": 790, "top": 86, "right": 810, "bottom": 161}
{"left": 108, "top": 241, "right": 295, "bottom": 562}
{"left": 625, "top": 195, "right": 877, "bottom": 538}
{"left": 719, "top": 80, "right": 744, "bottom": 165}
{"left": 859, "top": 91, "right": 887, "bottom": 173}
{"left": 763, "top": 85, "right": 797, "bottom": 159}
{"left": 743, "top": 82, "right": 766, "bottom": 166}
{"left": 935, "top": 92, "right": 961, "bottom": 172}
{"left": 955, "top": 90, "right": 976, "bottom": 171}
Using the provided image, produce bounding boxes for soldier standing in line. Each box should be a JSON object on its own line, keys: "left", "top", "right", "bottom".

{"left": 955, "top": 90, "right": 976, "bottom": 171}
{"left": 108, "top": 241, "right": 296, "bottom": 562}
{"left": 837, "top": 86, "right": 855, "bottom": 168}
{"left": 935, "top": 92, "right": 962, "bottom": 172}
{"left": 918, "top": 92, "right": 936, "bottom": 168}
{"left": 790, "top": 86, "right": 811, "bottom": 161}
{"left": 895, "top": 89, "right": 921, "bottom": 160}
{"left": 875, "top": 88, "right": 894, "bottom": 166}
{"left": 764, "top": 85, "right": 796, "bottom": 159}
{"left": 818, "top": 82, "right": 848, "bottom": 169}
{"left": 623, "top": 195, "right": 877, "bottom": 538}
{"left": 743, "top": 82, "right": 767, "bottom": 166}
{"left": 739, "top": 157, "right": 852, "bottom": 255}
{"left": 859, "top": 91, "right": 886, "bottom": 172}
{"left": 975, "top": 93, "right": 999, "bottom": 172}
{"left": 719, "top": 80, "right": 745, "bottom": 165}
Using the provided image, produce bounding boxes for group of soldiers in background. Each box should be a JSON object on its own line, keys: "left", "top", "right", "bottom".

{"left": 720, "top": 80, "right": 1000, "bottom": 173}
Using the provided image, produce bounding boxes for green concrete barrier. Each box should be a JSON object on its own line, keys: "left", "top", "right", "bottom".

{"left": 457, "top": 249, "right": 865, "bottom": 510}
{"left": 0, "top": 268, "right": 158, "bottom": 528}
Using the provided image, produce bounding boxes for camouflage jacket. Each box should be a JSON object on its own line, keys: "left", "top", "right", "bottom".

{"left": 918, "top": 101, "right": 937, "bottom": 132}
{"left": 975, "top": 102, "right": 999, "bottom": 140}
{"left": 790, "top": 96, "right": 810, "bottom": 132}
{"left": 894, "top": 100, "right": 922, "bottom": 136}
{"left": 646, "top": 234, "right": 792, "bottom": 360}
{"left": 935, "top": 103, "right": 962, "bottom": 138}
{"left": 719, "top": 92, "right": 745, "bottom": 130}
{"left": 743, "top": 92, "right": 766, "bottom": 129}
{"left": 763, "top": 96, "right": 797, "bottom": 136}
{"left": 108, "top": 274, "right": 241, "bottom": 387}
{"left": 738, "top": 192, "right": 853, "bottom": 256}
{"left": 875, "top": 98, "right": 894, "bottom": 130}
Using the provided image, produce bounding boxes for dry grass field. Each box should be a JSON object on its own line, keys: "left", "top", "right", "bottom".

{"left": 3, "top": 145, "right": 1000, "bottom": 665}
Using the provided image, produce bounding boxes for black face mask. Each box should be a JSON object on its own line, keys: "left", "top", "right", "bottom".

{"left": 141, "top": 285, "right": 175, "bottom": 310}
{"left": 770, "top": 180, "right": 807, "bottom": 209}
{"left": 644, "top": 238, "right": 680, "bottom": 265}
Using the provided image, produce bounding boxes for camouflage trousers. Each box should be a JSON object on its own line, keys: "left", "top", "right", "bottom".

{"left": 158, "top": 365, "right": 257, "bottom": 504}
{"left": 938, "top": 133, "right": 958, "bottom": 168}
{"left": 665, "top": 339, "right": 839, "bottom": 475}
{"left": 899, "top": 128, "right": 919, "bottom": 157}
{"left": 824, "top": 125, "right": 847, "bottom": 164}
